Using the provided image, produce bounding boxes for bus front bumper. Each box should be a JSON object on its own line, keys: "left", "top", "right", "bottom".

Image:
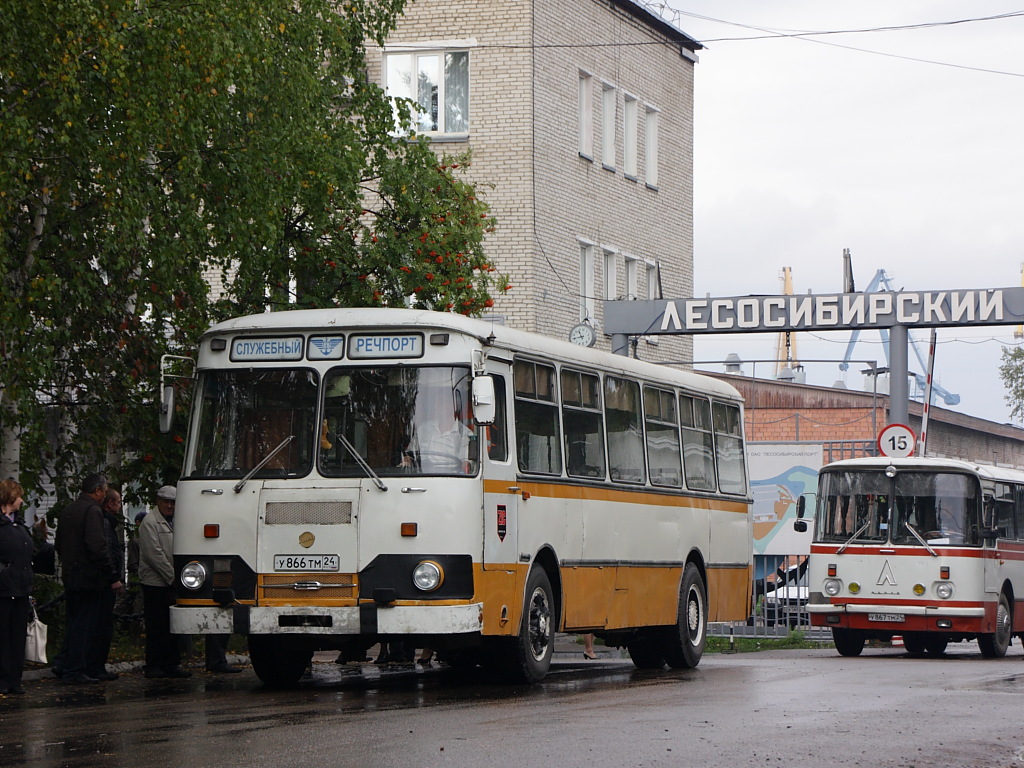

{"left": 808, "top": 604, "right": 986, "bottom": 618}
{"left": 170, "top": 602, "right": 484, "bottom": 636}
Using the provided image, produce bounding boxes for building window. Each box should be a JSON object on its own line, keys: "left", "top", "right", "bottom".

{"left": 601, "top": 83, "right": 616, "bottom": 170}
{"left": 579, "top": 241, "right": 596, "bottom": 321}
{"left": 624, "top": 255, "right": 639, "bottom": 300}
{"left": 385, "top": 50, "right": 469, "bottom": 136}
{"left": 578, "top": 72, "right": 593, "bottom": 158}
{"left": 645, "top": 261, "right": 659, "bottom": 300}
{"left": 645, "top": 105, "right": 659, "bottom": 188}
{"left": 623, "top": 95, "right": 638, "bottom": 179}
{"left": 603, "top": 248, "right": 618, "bottom": 301}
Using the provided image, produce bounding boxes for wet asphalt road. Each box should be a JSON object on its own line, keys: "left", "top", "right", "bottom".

{"left": 3, "top": 642, "right": 1024, "bottom": 768}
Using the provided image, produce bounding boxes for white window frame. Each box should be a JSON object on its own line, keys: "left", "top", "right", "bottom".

{"left": 578, "top": 72, "right": 593, "bottom": 159}
{"left": 645, "top": 105, "right": 660, "bottom": 189}
{"left": 601, "top": 83, "right": 616, "bottom": 170}
{"left": 579, "top": 239, "right": 596, "bottom": 321}
{"left": 384, "top": 46, "right": 471, "bottom": 139}
{"left": 644, "top": 260, "right": 659, "bottom": 301}
{"left": 603, "top": 247, "right": 618, "bottom": 301}
{"left": 623, "top": 95, "right": 638, "bottom": 179}
{"left": 624, "top": 254, "right": 639, "bottom": 300}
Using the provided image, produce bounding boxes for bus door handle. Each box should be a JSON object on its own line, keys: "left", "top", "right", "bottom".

{"left": 201, "top": 489, "right": 224, "bottom": 495}
{"left": 401, "top": 487, "right": 427, "bottom": 494}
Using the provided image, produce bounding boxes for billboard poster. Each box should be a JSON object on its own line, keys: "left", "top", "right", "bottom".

{"left": 748, "top": 443, "right": 823, "bottom": 556}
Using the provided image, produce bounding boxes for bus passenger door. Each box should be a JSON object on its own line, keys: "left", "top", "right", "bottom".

{"left": 482, "top": 370, "right": 519, "bottom": 570}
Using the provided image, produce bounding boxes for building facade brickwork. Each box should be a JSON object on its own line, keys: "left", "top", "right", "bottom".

{"left": 369, "top": 0, "right": 698, "bottom": 361}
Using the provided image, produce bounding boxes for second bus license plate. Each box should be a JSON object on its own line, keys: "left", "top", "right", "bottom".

{"left": 868, "top": 613, "right": 905, "bottom": 623}
{"left": 274, "top": 554, "right": 341, "bottom": 572}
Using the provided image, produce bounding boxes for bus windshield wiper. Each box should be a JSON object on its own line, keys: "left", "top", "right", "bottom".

{"left": 234, "top": 436, "right": 295, "bottom": 494}
{"left": 904, "top": 522, "right": 939, "bottom": 557}
{"left": 837, "top": 522, "right": 871, "bottom": 555}
{"left": 336, "top": 433, "right": 388, "bottom": 492}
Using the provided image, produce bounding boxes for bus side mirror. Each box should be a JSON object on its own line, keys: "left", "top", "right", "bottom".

{"left": 159, "top": 384, "right": 175, "bottom": 434}
{"left": 981, "top": 526, "right": 1000, "bottom": 544}
{"left": 472, "top": 375, "right": 496, "bottom": 426}
{"left": 793, "top": 496, "right": 808, "bottom": 533}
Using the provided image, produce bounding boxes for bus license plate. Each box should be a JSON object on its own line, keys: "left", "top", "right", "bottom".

{"left": 868, "top": 613, "right": 905, "bottom": 623}
{"left": 274, "top": 554, "right": 341, "bottom": 572}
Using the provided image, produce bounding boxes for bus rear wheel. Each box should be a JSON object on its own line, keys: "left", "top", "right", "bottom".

{"left": 627, "top": 634, "right": 665, "bottom": 669}
{"left": 663, "top": 562, "right": 707, "bottom": 669}
{"left": 832, "top": 628, "right": 865, "bottom": 657}
{"left": 978, "top": 592, "right": 1012, "bottom": 658}
{"left": 249, "top": 635, "right": 312, "bottom": 687}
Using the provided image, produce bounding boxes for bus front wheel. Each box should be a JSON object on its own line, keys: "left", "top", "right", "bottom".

{"left": 249, "top": 635, "right": 312, "bottom": 687}
{"left": 502, "top": 567, "right": 555, "bottom": 683}
{"left": 832, "top": 628, "right": 865, "bottom": 657}
{"left": 978, "top": 592, "right": 1012, "bottom": 658}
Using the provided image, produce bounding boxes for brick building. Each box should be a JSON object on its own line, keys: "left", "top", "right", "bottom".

{"left": 369, "top": 0, "right": 699, "bottom": 360}
{"left": 703, "top": 371, "right": 1024, "bottom": 468}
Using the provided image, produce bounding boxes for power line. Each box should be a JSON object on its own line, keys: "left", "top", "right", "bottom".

{"left": 640, "top": 3, "right": 1024, "bottom": 78}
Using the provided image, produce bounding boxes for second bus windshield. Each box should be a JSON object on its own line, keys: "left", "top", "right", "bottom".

{"left": 815, "top": 470, "right": 981, "bottom": 546}
{"left": 321, "top": 366, "right": 479, "bottom": 477}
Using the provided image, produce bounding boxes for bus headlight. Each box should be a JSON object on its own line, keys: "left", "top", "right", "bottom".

{"left": 913, "top": 583, "right": 926, "bottom": 596}
{"left": 412, "top": 560, "right": 444, "bottom": 592}
{"left": 849, "top": 582, "right": 861, "bottom": 594}
{"left": 823, "top": 579, "right": 843, "bottom": 597}
{"left": 935, "top": 582, "right": 955, "bottom": 600}
{"left": 181, "top": 561, "right": 208, "bottom": 591}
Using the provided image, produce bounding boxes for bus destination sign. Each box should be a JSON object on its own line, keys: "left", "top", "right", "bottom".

{"left": 348, "top": 333, "right": 424, "bottom": 359}
{"left": 230, "top": 336, "right": 304, "bottom": 362}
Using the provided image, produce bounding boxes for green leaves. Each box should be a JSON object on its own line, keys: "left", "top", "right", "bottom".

{"left": 999, "top": 347, "right": 1024, "bottom": 423}
{"left": 1, "top": 0, "right": 505, "bottom": 503}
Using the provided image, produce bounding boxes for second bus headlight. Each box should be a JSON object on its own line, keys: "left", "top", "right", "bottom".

{"left": 412, "top": 560, "right": 444, "bottom": 592}
{"left": 935, "top": 582, "right": 955, "bottom": 600}
{"left": 181, "top": 561, "right": 208, "bottom": 590}
{"left": 823, "top": 579, "right": 842, "bottom": 597}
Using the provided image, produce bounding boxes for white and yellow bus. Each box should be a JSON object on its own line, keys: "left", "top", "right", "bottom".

{"left": 803, "top": 456, "right": 1024, "bottom": 657}
{"left": 166, "top": 308, "right": 752, "bottom": 684}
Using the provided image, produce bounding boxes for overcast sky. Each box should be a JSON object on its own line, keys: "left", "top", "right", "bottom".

{"left": 655, "top": 1, "right": 1024, "bottom": 425}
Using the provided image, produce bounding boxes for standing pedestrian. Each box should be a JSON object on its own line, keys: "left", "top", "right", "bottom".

{"left": 0, "top": 479, "right": 34, "bottom": 694}
{"left": 139, "top": 485, "right": 190, "bottom": 678}
{"left": 88, "top": 487, "right": 126, "bottom": 680}
{"left": 53, "top": 473, "right": 124, "bottom": 684}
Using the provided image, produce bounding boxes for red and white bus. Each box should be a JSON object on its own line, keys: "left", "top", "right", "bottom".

{"left": 164, "top": 308, "right": 753, "bottom": 684}
{"left": 803, "top": 456, "right": 1024, "bottom": 657}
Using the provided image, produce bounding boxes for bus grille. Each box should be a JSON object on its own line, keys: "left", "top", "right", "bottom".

{"left": 264, "top": 500, "right": 353, "bottom": 525}
{"left": 261, "top": 573, "right": 357, "bottom": 599}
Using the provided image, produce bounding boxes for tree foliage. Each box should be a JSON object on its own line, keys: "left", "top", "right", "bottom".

{"left": 1, "top": 0, "right": 507, "bottom": 506}
{"left": 999, "top": 347, "right": 1024, "bottom": 423}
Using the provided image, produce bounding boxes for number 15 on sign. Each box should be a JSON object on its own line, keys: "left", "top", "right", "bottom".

{"left": 878, "top": 423, "right": 916, "bottom": 458}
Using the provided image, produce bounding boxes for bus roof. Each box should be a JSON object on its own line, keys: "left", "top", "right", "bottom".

{"left": 822, "top": 455, "right": 1024, "bottom": 484}
{"left": 202, "top": 307, "right": 743, "bottom": 402}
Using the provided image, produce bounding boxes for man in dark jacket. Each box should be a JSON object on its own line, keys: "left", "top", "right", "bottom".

{"left": 54, "top": 474, "right": 124, "bottom": 684}
{"left": 89, "top": 487, "right": 126, "bottom": 680}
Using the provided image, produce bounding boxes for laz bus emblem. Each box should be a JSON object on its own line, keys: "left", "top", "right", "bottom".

{"left": 497, "top": 505, "right": 507, "bottom": 542}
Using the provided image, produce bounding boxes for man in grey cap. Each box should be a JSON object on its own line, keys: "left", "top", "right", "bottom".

{"left": 138, "top": 485, "right": 190, "bottom": 678}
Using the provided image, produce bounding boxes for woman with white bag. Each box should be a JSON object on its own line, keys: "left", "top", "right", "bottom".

{"left": 0, "top": 478, "right": 35, "bottom": 695}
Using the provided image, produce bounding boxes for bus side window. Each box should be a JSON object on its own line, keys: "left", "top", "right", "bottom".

{"left": 486, "top": 377, "right": 508, "bottom": 461}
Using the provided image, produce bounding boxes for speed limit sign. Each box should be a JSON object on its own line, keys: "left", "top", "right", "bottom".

{"left": 878, "top": 423, "right": 916, "bottom": 458}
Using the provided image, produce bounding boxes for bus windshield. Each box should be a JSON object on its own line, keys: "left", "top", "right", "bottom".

{"left": 189, "top": 369, "right": 319, "bottom": 479}
{"left": 320, "top": 365, "right": 478, "bottom": 478}
{"left": 815, "top": 470, "right": 981, "bottom": 546}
